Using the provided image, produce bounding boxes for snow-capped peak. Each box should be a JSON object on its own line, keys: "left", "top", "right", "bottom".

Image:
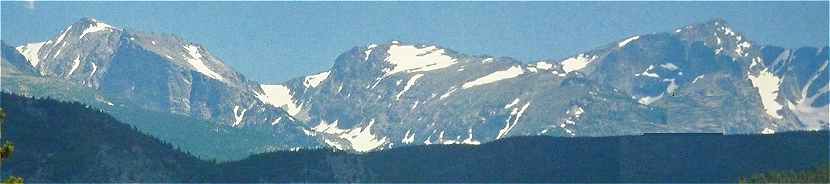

{"left": 78, "top": 18, "right": 117, "bottom": 39}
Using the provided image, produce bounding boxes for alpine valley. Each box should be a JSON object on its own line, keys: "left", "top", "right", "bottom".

{"left": 2, "top": 17, "right": 827, "bottom": 160}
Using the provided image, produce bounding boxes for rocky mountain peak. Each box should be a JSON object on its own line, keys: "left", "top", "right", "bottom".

{"left": 673, "top": 18, "right": 754, "bottom": 57}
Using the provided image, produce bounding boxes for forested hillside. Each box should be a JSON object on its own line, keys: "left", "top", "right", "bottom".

{"left": 1, "top": 92, "right": 826, "bottom": 182}
{"left": 0, "top": 93, "right": 208, "bottom": 182}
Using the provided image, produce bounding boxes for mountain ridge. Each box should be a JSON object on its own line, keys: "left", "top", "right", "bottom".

{"left": 6, "top": 17, "right": 828, "bottom": 154}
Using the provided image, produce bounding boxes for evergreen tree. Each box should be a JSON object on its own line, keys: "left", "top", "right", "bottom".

{"left": 0, "top": 108, "right": 24, "bottom": 184}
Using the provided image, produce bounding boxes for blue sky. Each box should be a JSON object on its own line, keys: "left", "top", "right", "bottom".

{"left": 2, "top": 1, "right": 828, "bottom": 83}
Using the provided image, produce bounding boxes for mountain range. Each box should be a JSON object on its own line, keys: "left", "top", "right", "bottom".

{"left": 2, "top": 17, "right": 827, "bottom": 156}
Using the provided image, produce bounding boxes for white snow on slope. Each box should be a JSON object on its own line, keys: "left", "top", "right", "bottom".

{"left": 638, "top": 94, "right": 663, "bottom": 105}
{"left": 232, "top": 105, "right": 247, "bottom": 127}
{"left": 496, "top": 102, "right": 531, "bottom": 139}
{"left": 461, "top": 66, "right": 525, "bottom": 89}
{"left": 618, "top": 36, "right": 640, "bottom": 48}
{"left": 16, "top": 42, "right": 46, "bottom": 67}
{"left": 692, "top": 75, "right": 705, "bottom": 84}
{"left": 481, "top": 58, "right": 494, "bottom": 63}
{"left": 665, "top": 78, "right": 679, "bottom": 94}
{"left": 748, "top": 68, "right": 783, "bottom": 119}
{"left": 183, "top": 45, "right": 225, "bottom": 81}
{"left": 54, "top": 26, "right": 72, "bottom": 46}
{"left": 79, "top": 21, "right": 115, "bottom": 39}
{"left": 573, "top": 106, "right": 584, "bottom": 118}
{"left": 395, "top": 73, "right": 424, "bottom": 100}
{"left": 638, "top": 78, "right": 678, "bottom": 105}
{"left": 439, "top": 86, "right": 458, "bottom": 100}
{"left": 561, "top": 54, "right": 598, "bottom": 73}
{"left": 402, "top": 129, "right": 416, "bottom": 144}
{"left": 383, "top": 44, "right": 457, "bottom": 75}
{"left": 53, "top": 42, "right": 67, "bottom": 59}
{"left": 635, "top": 65, "right": 660, "bottom": 78}
{"left": 761, "top": 128, "right": 775, "bottom": 134}
{"left": 311, "top": 120, "right": 348, "bottom": 134}
{"left": 504, "top": 98, "right": 521, "bottom": 109}
{"left": 786, "top": 61, "right": 829, "bottom": 129}
{"left": 338, "top": 119, "right": 388, "bottom": 152}
{"left": 256, "top": 85, "right": 302, "bottom": 116}
{"left": 735, "top": 41, "right": 752, "bottom": 57}
{"left": 271, "top": 117, "right": 283, "bottom": 125}
{"left": 535, "top": 61, "right": 553, "bottom": 70}
{"left": 303, "top": 71, "right": 330, "bottom": 88}
{"left": 89, "top": 62, "right": 97, "bottom": 78}
{"left": 462, "top": 128, "right": 481, "bottom": 145}
{"left": 67, "top": 55, "right": 81, "bottom": 77}
{"left": 659, "top": 63, "right": 679, "bottom": 71}
{"left": 364, "top": 44, "right": 377, "bottom": 61}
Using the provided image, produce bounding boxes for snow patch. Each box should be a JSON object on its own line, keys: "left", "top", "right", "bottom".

{"left": 383, "top": 44, "right": 457, "bottom": 75}
{"left": 271, "top": 117, "right": 283, "bottom": 125}
{"left": 439, "top": 86, "right": 458, "bottom": 100}
{"left": 15, "top": 42, "right": 46, "bottom": 67}
{"left": 402, "top": 129, "right": 416, "bottom": 144}
{"left": 735, "top": 41, "right": 752, "bottom": 57}
{"left": 638, "top": 94, "right": 663, "bottom": 105}
{"left": 504, "top": 98, "right": 521, "bottom": 109}
{"left": 80, "top": 21, "right": 115, "bottom": 39}
{"left": 561, "top": 54, "right": 598, "bottom": 73}
{"left": 67, "top": 55, "right": 81, "bottom": 78}
{"left": 659, "top": 63, "right": 679, "bottom": 71}
{"left": 89, "top": 62, "right": 97, "bottom": 78}
{"left": 395, "top": 73, "right": 424, "bottom": 100}
{"left": 496, "top": 102, "right": 531, "bottom": 139}
{"left": 232, "top": 106, "right": 247, "bottom": 127}
{"left": 618, "top": 36, "right": 640, "bottom": 48}
{"left": 462, "top": 128, "right": 481, "bottom": 145}
{"left": 312, "top": 120, "right": 348, "bottom": 134}
{"left": 692, "top": 75, "right": 705, "bottom": 83}
{"left": 461, "top": 66, "right": 525, "bottom": 89}
{"left": 635, "top": 65, "right": 660, "bottom": 78}
{"left": 535, "top": 61, "right": 553, "bottom": 70}
{"left": 303, "top": 71, "right": 330, "bottom": 88}
{"left": 481, "top": 58, "right": 494, "bottom": 63}
{"left": 785, "top": 61, "right": 828, "bottom": 129}
{"left": 364, "top": 44, "right": 377, "bottom": 61}
{"left": 183, "top": 45, "right": 225, "bottom": 81}
{"left": 573, "top": 106, "right": 584, "bottom": 118}
{"left": 256, "top": 85, "right": 302, "bottom": 116}
{"left": 761, "top": 128, "right": 775, "bottom": 134}
{"left": 748, "top": 68, "right": 783, "bottom": 119}
{"left": 338, "top": 119, "right": 388, "bottom": 152}
{"left": 54, "top": 26, "right": 72, "bottom": 46}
